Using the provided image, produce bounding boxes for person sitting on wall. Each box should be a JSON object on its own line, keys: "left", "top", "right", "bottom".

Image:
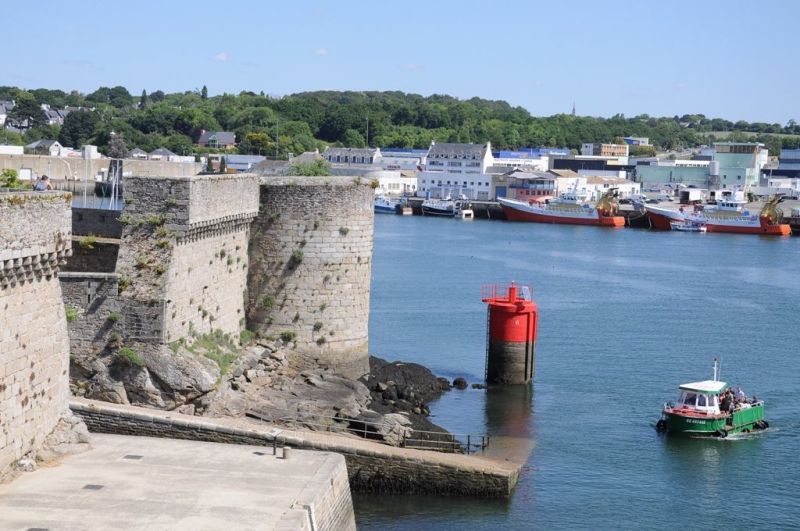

{"left": 34, "top": 175, "right": 53, "bottom": 191}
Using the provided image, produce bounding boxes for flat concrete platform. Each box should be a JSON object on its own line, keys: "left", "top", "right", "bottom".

{"left": 0, "top": 434, "right": 353, "bottom": 530}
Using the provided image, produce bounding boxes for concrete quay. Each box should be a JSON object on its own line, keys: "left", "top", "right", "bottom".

{"left": 0, "top": 433, "right": 355, "bottom": 531}
{"left": 70, "top": 398, "right": 523, "bottom": 498}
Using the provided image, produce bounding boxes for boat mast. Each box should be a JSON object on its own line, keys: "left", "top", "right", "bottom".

{"left": 712, "top": 356, "right": 720, "bottom": 381}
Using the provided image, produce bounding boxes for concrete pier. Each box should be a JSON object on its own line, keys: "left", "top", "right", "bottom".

{"left": 70, "top": 398, "right": 523, "bottom": 498}
{"left": 0, "top": 433, "right": 356, "bottom": 530}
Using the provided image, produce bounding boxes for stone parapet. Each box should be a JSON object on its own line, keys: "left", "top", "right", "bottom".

{"left": 0, "top": 192, "right": 72, "bottom": 288}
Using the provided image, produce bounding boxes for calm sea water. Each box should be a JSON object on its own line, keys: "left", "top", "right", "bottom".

{"left": 355, "top": 215, "right": 800, "bottom": 530}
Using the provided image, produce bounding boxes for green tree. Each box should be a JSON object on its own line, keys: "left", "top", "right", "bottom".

{"left": 106, "top": 133, "right": 129, "bottom": 159}
{"left": 286, "top": 159, "right": 331, "bottom": 176}
{"left": 218, "top": 157, "right": 227, "bottom": 173}
{"left": 140, "top": 89, "right": 148, "bottom": 108}
{"left": 8, "top": 92, "right": 46, "bottom": 126}
{"left": 201, "top": 85, "right": 208, "bottom": 100}
{"left": 342, "top": 128, "right": 366, "bottom": 147}
{"left": 59, "top": 111, "right": 99, "bottom": 147}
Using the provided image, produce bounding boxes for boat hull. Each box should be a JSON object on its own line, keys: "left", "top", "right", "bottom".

{"left": 663, "top": 404, "right": 766, "bottom": 436}
{"left": 422, "top": 206, "right": 456, "bottom": 217}
{"left": 704, "top": 217, "right": 792, "bottom": 235}
{"left": 374, "top": 205, "right": 397, "bottom": 214}
{"left": 645, "top": 206, "right": 685, "bottom": 230}
{"left": 499, "top": 198, "right": 624, "bottom": 227}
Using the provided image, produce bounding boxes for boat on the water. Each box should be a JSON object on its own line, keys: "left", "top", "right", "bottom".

{"left": 697, "top": 195, "right": 792, "bottom": 235}
{"left": 670, "top": 220, "right": 706, "bottom": 232}
{"left": 498, "top": 188, "right": 625, "bottom": 227}
{"left": 374, "top": 196, "right": 400, "bottom": 214}
{"left": 656, "top": 358, "right": 768, "bottom": 437}
{"left": 422, "top": 197, "right": 458, "bottom": 217}
{"left": 648, "top": 193, "right": 791, "bottom": 235}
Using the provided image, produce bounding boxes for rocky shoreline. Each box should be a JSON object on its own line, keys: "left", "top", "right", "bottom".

{"left": 70, "top": 335, "right": 457, "bottom": 447}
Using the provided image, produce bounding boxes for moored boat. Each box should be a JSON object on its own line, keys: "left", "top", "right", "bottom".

{"left": 646, "top": 204, "right": 686, "bottom": 230}
{"left": 656, "top": 358, "right": 768, "bottom": 437}
{"left": 374, "top": 196, "right": 400, "bottom": 214}
{"left": 498, "top": 189, "right": 625, "bottom": 227}
{"left": 670, "top": 220, "right": 706, "bottom": 232}
{"left": 699, "top": 194, "right": 792, "bottom": 235}
{"left": 421, "top": 197, "right": 458, "bottom": 217}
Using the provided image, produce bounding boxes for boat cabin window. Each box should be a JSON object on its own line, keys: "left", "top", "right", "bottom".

{"left": 680, "top": 392, "right": 697, "bottom": 406}
{"left": 698, "top": 395, "right": 708, "bottom": 407}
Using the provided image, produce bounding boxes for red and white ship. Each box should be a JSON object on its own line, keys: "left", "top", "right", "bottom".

{"left": 697, "top": 195, "right": 791, "bottom": 235}
{"left": 646, "top": 188, "right": 747, "bottom": 230}
{"left": 647, "top": 193, "right": 791, "bottom": 235}
{"left": 498, "top": 189, "right": 625, "bottom": 227}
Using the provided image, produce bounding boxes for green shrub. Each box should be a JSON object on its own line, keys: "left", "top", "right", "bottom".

{"left": 288, "top": 249, "right": 304, "bottom": 268}
{"left": 280, "top": 331, "right": 296, "bottom": 342}
{"left": 107, "top": 312, "right": 121, "bottom": 323}
{"left": 313, "top": 321, "right": 323, "bottom": 332}
{"left": 239, "top": 329, "right": 256, "bottom": 345}
{"left": 338, "top": 226, "right": 349, "bottom": 236}
{"left": 261, "top": 295, "right": 275, "bottom": 309}
{"left": 65, "top": 306, "right": 80, "bottom": 322}
{"left": 78, "top": 234, "right": 97, "bottom": 250}
{"left": 156, "top": 239, "right": 172, "bottom": 249}
{"left": 119, "top": 347, "right": 144, "bottom": 367}
{"left": 316, "top": 336, "right": 326, "bottom": 346}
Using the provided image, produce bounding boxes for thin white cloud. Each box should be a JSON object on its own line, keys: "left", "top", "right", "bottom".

{"left": 403, "top": 63, "right": 424, "bottom": 71}
{"left": 313, "top": 48, "right": 328, "bottom": 56}
{"left": 213, "top": 52, "right": 229, "bottom": 62}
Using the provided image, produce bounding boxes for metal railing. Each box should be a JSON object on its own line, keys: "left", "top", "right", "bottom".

{"left": 245, "top": 410, "right": 490, "bottom": 455}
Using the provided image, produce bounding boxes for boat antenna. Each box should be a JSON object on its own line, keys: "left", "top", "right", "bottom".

{"left": 712, "top": 356, "right": 719, "bottom": 381}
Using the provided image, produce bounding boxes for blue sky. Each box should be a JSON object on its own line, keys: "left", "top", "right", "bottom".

{"left": 5, "top": 0, "right": 799, "bottom": 123}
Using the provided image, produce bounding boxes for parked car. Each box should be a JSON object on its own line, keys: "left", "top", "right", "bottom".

{"left": 646, "top": 199, "right": 660, "bottom": 204}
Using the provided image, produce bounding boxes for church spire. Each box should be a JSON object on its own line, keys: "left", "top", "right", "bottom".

{"left": 571, "top": 101, "right": 576, "bottom": 116}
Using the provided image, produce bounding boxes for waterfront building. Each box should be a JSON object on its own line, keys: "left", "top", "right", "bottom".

{"left": 369, "top": 170, "right": 417, "bottom": 196}
{"left": 323, "top": 147, "right": 382, "bottom": 166}
{"left": 377, "top": 148, "right": 427, "bottom": 171}
{"left": 713, "top": 142, "right": 767, "bottom": 189}
{"left": 623, "top": 136, "right": 650, "bottom": 146}
{"left": 25, "top": 139, "right": 64, "bottom": 157}
{"left": 552, "top": 157, "right": 632, "bottom": 179}
{"left": 583, "top": 175, "right": 641, "bottom": 199}
{"left": 417, "top": 142, "right": 494, "bottom": 200}
{"left": 634, "top": 158, "right": 712, "bottom": 187}
{"left": 580, "top": 143, "right": 630, "bottom": 158}
{"left": 225, "top": 154, "right": 266, "bottom": 172}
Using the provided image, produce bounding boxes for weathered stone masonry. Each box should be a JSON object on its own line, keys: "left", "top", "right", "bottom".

{"left": 0, "top": 191, "right": 72, "bottom": 477}
{"left": 116, "top": 174, "right": 259, "bottom": 344}
{"left": 247, "top": 176, "right": 374, "bottom": 379}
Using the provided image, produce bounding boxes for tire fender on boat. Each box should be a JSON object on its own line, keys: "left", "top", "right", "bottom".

{"left": 715, "top": 429, "right": 728, "bottom": 438}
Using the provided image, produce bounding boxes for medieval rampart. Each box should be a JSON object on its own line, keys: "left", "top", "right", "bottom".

{"left": 247, "top": 176, "right": 374, "bottom": 379}
{"left": 0, "top": 191, "right": 72, "bottom": 476}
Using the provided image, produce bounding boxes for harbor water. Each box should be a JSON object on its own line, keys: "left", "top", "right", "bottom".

{"left": 355, "top": 215, "right": 800, "bottom": 529}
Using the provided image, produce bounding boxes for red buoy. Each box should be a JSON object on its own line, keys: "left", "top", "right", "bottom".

{"left": 482, "top": 283, "right": 538, "bottom": 385}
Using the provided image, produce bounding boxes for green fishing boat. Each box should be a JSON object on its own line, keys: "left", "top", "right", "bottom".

{"left": 655, "top": 358, "right": 768, "bottom": 438}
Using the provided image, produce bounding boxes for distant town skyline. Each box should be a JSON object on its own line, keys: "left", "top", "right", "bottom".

{"left": 4, "top": 0, "right": 799, "bottom": 124}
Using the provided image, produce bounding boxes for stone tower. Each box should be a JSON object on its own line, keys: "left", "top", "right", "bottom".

{"left": 0, "top": 191, "right": 73, "bottom": 476}
{"left": 247, "top": 176, "right": 373, "bottom": 379}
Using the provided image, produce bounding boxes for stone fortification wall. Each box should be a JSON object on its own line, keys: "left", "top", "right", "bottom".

{"left": 247, "top": 176, "right": 374, "bottom": 379}
{"left": 63, "top": 241, "right": 119, "bottom": 273}
{"left": 60, "top": 273, "right": 121, "bottom": 354}
{"left": 115, "top": 174, "right": 258, "bottom": 343}
{"left": 0, "top": 192, "right": 73, "bottom": 476}
{"left": 72, "top": 208, "right": 122, "bottom": 239}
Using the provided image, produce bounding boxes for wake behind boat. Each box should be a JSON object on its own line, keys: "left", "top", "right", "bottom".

{"left": 498, "top": 189, "right": 625, "bottom": 227}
